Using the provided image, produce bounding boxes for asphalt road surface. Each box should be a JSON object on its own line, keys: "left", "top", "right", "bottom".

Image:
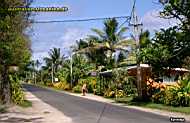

{"left": 23, "top": 84, "right": 188, "bottom": 123}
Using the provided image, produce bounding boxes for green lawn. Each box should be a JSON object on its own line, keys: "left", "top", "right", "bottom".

{"left": 0, "top": 100, "right": 31, "bottom": 114}
{"left": 115, "top": 97, "right": 190, "bottom": 115}
{"left": 139, "top": 103, "right": 190, "bottom": 114}
{"left": 19, "top": 100, "right": 32, "bottom": 108}
{"left": 0, "top": 105, "right": 6, "bottom": 113}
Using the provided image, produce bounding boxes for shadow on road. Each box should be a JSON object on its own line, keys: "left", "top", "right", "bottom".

{"left": 0, "top": 115, "right": 43, "bottom": 123}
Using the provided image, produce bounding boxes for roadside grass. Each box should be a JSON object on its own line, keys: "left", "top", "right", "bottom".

{"left": 36, "top": 83, "right": 74, "bottom": 93}
{"left": 115, "top": 97, "right": 190, "bottom": 115}
{"left": 0, "top": 104, "right": 7, "bottom": 113}
{"left": 19, "top": 100, "right": 32, "bottom": 108}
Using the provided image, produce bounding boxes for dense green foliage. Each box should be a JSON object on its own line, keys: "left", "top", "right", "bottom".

{"left": 9, "top": 74, "right": 25, "bottom": 104}
{"left": 44, "top": 48, "right": 65, "bottom": 74}
{"left": 0, "top": 0, "right": 32, "bottom": 104}
{"left": 141, "top": 0, "right": 190, "bottom": 76}
{"left": 73, "top": 18, "right": 130, "bottom": 70}
{"left": 152, "top": 75, "right": 190, "bottom": 107}
{"left": 95, "top": 69, "right": 136, "bottom": 98}
{"left": 141, "top": 27, "right": 190, "bottom": 76}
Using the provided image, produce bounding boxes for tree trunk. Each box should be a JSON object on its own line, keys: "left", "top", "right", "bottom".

{"left": 1, "top": 65, "right": 11, "bottom": 104}
{"left": 41, "top": 71, "right": 43, "bottom": 83}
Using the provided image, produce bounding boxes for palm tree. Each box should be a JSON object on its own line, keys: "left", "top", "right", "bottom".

{"left": 74, "top": 39, "right": 89, "bottom": 51}
{"left": 75, "top": 18, "right": 130, "bottom": 70}
{"left": 25, "top": 60, "right": 37, "bottom": 84}
{"left": 139, "top": 30, "right": 151, "bottom": 49}
{"left": 90, "top": 18, "right": 128, "bottom": 63}
{"left": 43, "top": 48, "right": 65, "bottom": 84}
{"left": 73, "top": 39, "right": 108, "bottom": 70}
{"left": 60, "top": 54, "right": 94, "bottom": 86}
{"left": 35, "top": 59, "right": 41, "bottom": 71}
{"left": 44, "top": 48, "right": 65, "bottom": 73}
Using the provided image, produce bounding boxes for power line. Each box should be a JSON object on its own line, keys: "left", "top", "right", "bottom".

{"left": 118, "top": 19, "right": 130, "bottom": 29}
{"left": 31, "top": 16, "right": 131, "bottom": 23}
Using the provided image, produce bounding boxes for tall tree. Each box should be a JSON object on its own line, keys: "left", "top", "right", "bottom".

{"left": 140, "top": 0, "right": 190, "bottom": 77}
{"left": 0, "top": 0, "right": 32, "bottom": 104}
{"left": 59, "top": 54, "right": 94, "bottom": 86}
{"left": 160, "top": 0, "right": 190, "bottom": 64}
{"left": 75, "top": 18, "right": 130, "bottom": 70}
{"left": 43, "top": 48, "right": 65, "bottom": 84}
{"left": 90, "top": 18, "right": 128, "bottom": 65}
{"left": 35, "top": 59, "right": 41, "bottom": 71}
{"left": 44, "top": 48, "right": 65, "bottom": 73}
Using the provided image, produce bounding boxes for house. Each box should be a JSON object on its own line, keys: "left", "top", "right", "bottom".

{"left": 161, "top": 68, "right": 189, "bottom": 84}
{"left": 98, "top": 64, "right": 189, "bottom": 85}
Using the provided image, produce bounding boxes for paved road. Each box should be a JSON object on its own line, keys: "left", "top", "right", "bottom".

{"left": 23, "top": 84, "right": 187, "bottom": 123}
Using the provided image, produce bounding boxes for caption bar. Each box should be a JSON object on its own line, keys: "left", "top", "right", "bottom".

{"left": 0, "top": 7, "right": 68, "bottom": 12}
{"left": 170, "top": 117, "right": 185, "bottom": 122}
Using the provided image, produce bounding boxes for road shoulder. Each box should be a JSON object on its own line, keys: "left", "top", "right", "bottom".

{"left": 0, "top": 90, "right": 73, "bottom": 123}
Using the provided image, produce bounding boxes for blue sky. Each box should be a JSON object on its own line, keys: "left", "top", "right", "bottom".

{"left": 29, "top": 0, "right": 178, "bottom": 62}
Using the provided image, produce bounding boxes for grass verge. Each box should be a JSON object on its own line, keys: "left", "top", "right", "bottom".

{"left": 115, "top": 97, "right": 190, "bottom": 115}
{"left": 19, "top": 100, "right": 32, "bottom": 108}
{"left": 0, "top": 105, "right": 6, "bottom": 113}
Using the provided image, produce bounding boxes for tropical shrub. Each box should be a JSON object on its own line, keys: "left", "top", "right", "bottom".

{"left": 116, "top": 90, "right": 124, "bottom": 98}
{"left": 53, "top": 81, "right": 70, "bottom": 90}
{"left": 104, "top": 89, "right": 125, "bottom": 98}
{"left": 147, "top": 78, "right": 166, "bottom": 97}
{"left": 72, "top": 85, "right": 82, "bottom": 93}
{"left": 9, "top": 74, "right": 25, "bottom": 104}
{"left": 96, "top": 69, "right": 136, "bottom": 98}
{"left": 94, "top": 76, "right": 111, "bottom": 96}
{"left": 104, "top": 89, "right": 115, "bottom": 98}
{"left": 122, "top": 78, "right": 137, "bottom": 96}
{"left": 78, "top": 77, "right": 96, "bottom": 93}
{"left": 94, "top": 81, "right": 104, "bottom": 96}
{"left": 164, "top": 86, "right": 190, "bottom": 107}
{"left": 46, "top": 82, "right": 53, "bottom": 87}
{"left": 151, "top": 76, "right": 190, "bottom": 107}
{"left": 151, "top": 90, "right": 166, "bottom": 104}
{"left": 112, "top": 69, "right": 136, "bottom": 96}
{"left": 86, "top": 77, "right": 96, "bottom": 93}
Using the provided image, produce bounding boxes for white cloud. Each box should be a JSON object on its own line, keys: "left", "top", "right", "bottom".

{"left": 142, "top": 9, "right": 179, "bottom": 33}
{"left": 57, "top": 28, "right": 87, "bottom": 49}
{"left": 31, "top": 26, "right": 88, "bottom": 61}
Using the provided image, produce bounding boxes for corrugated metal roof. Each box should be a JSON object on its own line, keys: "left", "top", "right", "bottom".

{"left": 99, "top": 64, "right": 150, "bottom": 75}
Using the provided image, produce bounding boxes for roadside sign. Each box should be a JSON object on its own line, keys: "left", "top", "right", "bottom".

{"left": 91, "top": 72, "right": 97, "bottom": 76}
{"left": 55, "top": 78, "right": 59, "bottom": 82}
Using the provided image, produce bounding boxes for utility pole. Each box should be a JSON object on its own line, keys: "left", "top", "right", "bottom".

{"left": 41, "top": 71, "right": 43, "bottom": 84}
{"left": 51, "top": 62, "right": 54, "bottom": 84}
{"left": 70, "top": 52, "right": 78, "bottom": 88}
{"left": 70, "top": 54, "right": 73, "bottom": 88}
{"left": 129, "top": 0, "right": 143, "bottom": 98}
{"left": 34, "top": 72, "right": 36, "bottom": 84}
{"left": 70, "top": 52, "right": 75, "bottom": 88}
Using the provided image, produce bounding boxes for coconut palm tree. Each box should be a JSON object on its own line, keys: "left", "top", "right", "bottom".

{"left": 73, "top": 38, "right": 108, "bottom": 70}
{"left": 90, "top": 18, "right": 128, "bottom": 63}
{"left": 74, "top": 18, "right": 130, "bottom": 70}
{"left": 60, "top": 54, "right": 94, "bottom": 86}
{"left": 35, "top": 59, "right": 41, "bottom": 71}
{"left": 44, "top": 48, "right": 65, "bottom": 73}
{"left": 43, "top": 48, "right": 65, "bottom": 84}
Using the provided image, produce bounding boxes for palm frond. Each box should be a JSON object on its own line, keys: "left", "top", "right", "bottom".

{"left": 91, "top": 28, "right": 105, "bottom": 39}
{"left": 117, "top": 27, "right": 128, "bottom": 39}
